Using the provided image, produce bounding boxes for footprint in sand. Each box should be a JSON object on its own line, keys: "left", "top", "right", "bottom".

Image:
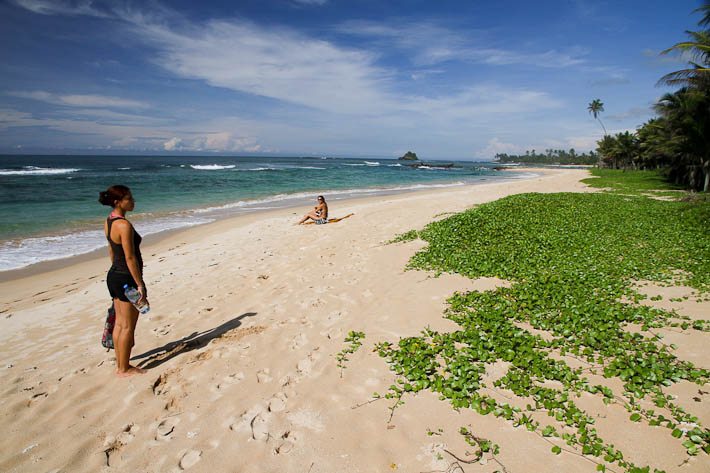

{"left": 310, "top": 298, "right": 325, "bottom": 308}
{"left": 212, "top": 372, "right": 245, "bottom": 392}
{"left": 279, "top": 376, "right": 297, "bottom": 399}
{"left": 156, "top": 417, "right": 180, "bottom": 441}
{"left": 325, "top": 311, "right": 343, "bottom": 327}
{"left": 296, "top": 358, "right": 312, "bottom": 376}
{"left": 179, "top": 449, "right": 202, "bottom": 469}
{"left": 103, "top": 423, "right": 140, "bottom": 465}
{"left": 289, "top": 333, "right": 308, "bottom": 350}
{"left": 296, "top": 349, "right": 321, "bottom": 377}
{"left": 268, "top": 392, "right": 288, "bottom": 413}
{"left": 274, "top": 430, "right": 298, "bottom": 455}
{"left": 322, "top": 327, "right": 343, "bottom": 340}
{"left": 250, "top": 413, "right": 271, "bottom": 441}
{"left": 152, "top": 324, "right": 172, "bottom": 336}
{"left": 256, "top": 369, "right": 273, "bottom": 384}
{"left": 116, "top": 423, "right": 139, "bottom": 445}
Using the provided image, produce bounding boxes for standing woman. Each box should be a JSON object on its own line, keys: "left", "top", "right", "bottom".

{"left": 99, "top": 185, "right": 148, "bottom": 377}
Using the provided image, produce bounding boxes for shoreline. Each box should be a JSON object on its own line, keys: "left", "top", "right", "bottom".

{"left": 0, "top": 168, "right": 537, "bottom": 282}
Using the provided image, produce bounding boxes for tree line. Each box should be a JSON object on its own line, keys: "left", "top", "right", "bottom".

{"left": 495, "top": 148, "right": 598, "bottom": 165}
{"left": 594, "top": 4, "right": 709, "bottom": 192}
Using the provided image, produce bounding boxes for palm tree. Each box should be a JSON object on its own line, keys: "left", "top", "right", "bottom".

{"left": 636, "top": 118, "right": 672, "bottom": 170}
{"left": 596, "top": 134, "right": 617, "bottom": 168}
{"left": 613, "top": 131, "right": 639, "bottom": 170}
{"left": 658, "top": 3, "right": 710, "bottom": 87}
{"left": 654, "top": 88, "right": 710, "bottom": 191}
{"left": 587, "top": 99, "right": 607, "bottom": 135}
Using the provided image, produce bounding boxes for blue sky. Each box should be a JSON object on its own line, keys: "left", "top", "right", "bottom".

{"left": 0, "top": 0, "right": 702, "bottom": 159}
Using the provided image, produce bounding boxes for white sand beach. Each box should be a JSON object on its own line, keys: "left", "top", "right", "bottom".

{"left": 1, "top": 168, "right": 708, "bottom": 473}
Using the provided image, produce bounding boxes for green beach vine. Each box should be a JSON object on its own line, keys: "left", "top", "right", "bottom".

{"left": 380, "top": 170, "right": 709, "bottom": 472}
{"left": 336, "top": 331, "right": 365, "bottom": 377}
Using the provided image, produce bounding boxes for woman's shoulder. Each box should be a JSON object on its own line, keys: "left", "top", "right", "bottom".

{"left": 111, "top": 217, "right": 134, "bottom": 231}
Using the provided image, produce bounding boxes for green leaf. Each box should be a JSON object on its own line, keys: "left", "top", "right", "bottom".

{"left": 551, "top": 445, "right": 562, "bottom": 455}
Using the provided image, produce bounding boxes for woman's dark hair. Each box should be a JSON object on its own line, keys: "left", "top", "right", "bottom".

{"left": 99, "top": 185, "right": 131, "bottom": 207}
{"left": 317, "top": 195, "right": 326, "bottom": 202}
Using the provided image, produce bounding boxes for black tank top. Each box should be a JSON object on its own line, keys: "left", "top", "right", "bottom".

{"left": 107, "top": 217, "right": 143, "bottom": 273}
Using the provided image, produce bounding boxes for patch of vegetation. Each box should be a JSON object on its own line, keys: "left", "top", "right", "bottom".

{"left": 336, "top": 331, "right": 365, "bottom": 377}
{"left": 583, "top": 168, "right": 686, "bottom": 195}
{"left": 387, "top": 229, "right": 419, "bottom": 244}
{"left": 376, "top": 183, "right": 710, "bottom": 472}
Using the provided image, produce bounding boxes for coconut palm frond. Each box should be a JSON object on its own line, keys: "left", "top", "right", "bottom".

{"left": 695, "top": 3, "right": 710, "bottom": 27}
{"left": 657, "top": 63, "right": 710, "bottom": 87}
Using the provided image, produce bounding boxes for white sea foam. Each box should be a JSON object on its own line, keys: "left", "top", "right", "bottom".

{"left": 118, "top": 167, "right": 131, "bottom": 170}
{"left": 239, "top": 165, "right": 325, "bottom": 171}
{"left": 364, "top": 161, "right": 380, "bottom": 166}
{"left": 0, "top": 215, "right": 213, "bottom": 272}
{"left": 387, "top": 164, "right": 402, "bottom": 167}
{"left": 190, "top": 164, "right": 236, "bottom": 170}
{"left": 417, "top": 165, "right": 453, "bottom": 171}
{"left": 0, "top": 166, "right": 80, "bottom": 176}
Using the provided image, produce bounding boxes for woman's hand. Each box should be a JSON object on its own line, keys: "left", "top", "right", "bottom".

{"left": 138, "top": 285, "right": 149, "bottom": 305}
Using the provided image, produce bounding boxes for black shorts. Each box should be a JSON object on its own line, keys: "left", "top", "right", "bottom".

{"left": 107, "top": 268, "right": 138, "bottom": 302}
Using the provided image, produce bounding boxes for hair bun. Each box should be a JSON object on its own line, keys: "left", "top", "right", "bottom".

{"left": 98, "top": 190, "right": 112, "bottom": 206}
{"left": 99, "top": 185, "right": 131, "bottom": 207}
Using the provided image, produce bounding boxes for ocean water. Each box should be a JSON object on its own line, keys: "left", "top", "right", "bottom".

{"left": 0, "top": 155, "right": 526, "bottom": 271}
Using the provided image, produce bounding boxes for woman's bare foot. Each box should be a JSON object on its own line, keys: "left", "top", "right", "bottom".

{"left": 116, "top": 365, "right": 147, "bottom": 378}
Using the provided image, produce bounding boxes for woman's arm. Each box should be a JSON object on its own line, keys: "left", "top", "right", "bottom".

{"left": 116, "top": 220, "right": 147, "bottom": 302}
{"left": 104, "top": 220, "right": 114, "bottom": 263}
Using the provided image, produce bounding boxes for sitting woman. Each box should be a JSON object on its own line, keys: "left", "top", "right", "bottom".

{"left": 298, "top": 195, "right": 328, "bottom": 224}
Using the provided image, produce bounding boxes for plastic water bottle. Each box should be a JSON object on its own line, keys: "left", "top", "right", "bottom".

{"left": 123, "top": 284, "right": 150, "bottom": 314}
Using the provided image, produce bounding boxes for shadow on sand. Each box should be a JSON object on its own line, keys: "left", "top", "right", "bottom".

{"left": 132, "top": 312, "right": 257, "bottom": 370}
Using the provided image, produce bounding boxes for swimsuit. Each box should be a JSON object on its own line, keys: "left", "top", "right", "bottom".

{"left": 105, "top": 216, "right": 143, "bottom": 302}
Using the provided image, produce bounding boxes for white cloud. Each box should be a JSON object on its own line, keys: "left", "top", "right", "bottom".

{"left": 192, "top": 132, "right": 261, "bottom": 152}
{"left": 0, "top": 108, "right": 36, "bottom": 128}
{"left": 338, "top": 20, "right": 588, "bottom": 68}
{"left": 0, "top": 107, "right": 261, "bottom": 152}
{"left": 563, "top": 135, "right": 600, "bottom": 151}
{"left": 478, "top": 138, "right": 524, "bottom": 158}
{"left": 607, "top": 105, "right": 653, "bottom": 121}
{"left": 11, "top": 0, "right": 110, "bottom": 17}
{"left": 60, "top": 94, "right": 147, "bottom": 108}
{"left": 129, "top": 19, "right": 391, "bottom": 115}
{"left": 162, "top": 132, "right": 261, "bottom": 152}
{"left": 163, "top": 137, "right": 182, "bottom": 151}
{"left": 8, "top": 90, "right": 148, "bottom": 109}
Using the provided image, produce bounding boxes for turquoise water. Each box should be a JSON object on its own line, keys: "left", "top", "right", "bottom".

{"left": 0, "top": 155, "right": 519, "bottom": 271}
